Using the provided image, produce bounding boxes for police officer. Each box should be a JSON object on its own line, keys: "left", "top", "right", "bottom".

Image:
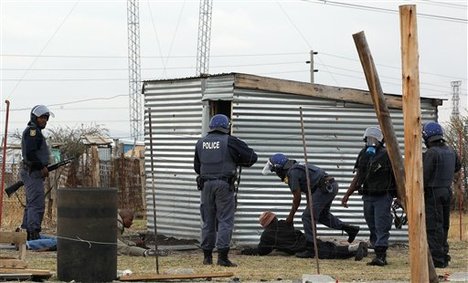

{"left": 263, "top": 153, "right": 360, "bottom": 258}
{"left": 422, "top": 121, "right": 461, "bottom": 268}
{"left": 194, "top": 114, "right": 258, "bottom": 267}
{"left": 341, "top": 127, "right": 396, "bottom": 266}
{"left": 20, "top": 105, "right": 54, "bottom": 241}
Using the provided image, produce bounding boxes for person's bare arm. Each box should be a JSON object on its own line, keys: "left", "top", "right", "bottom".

{"left": 286, "top": 189, "right": 301, "bottom": 223}
{"left": 341, "top": 171, "right": 362, "bottom": 208}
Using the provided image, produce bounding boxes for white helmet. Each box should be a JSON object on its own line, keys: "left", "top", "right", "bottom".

{"left": 31, "top": 105, "right": 54, "bottom": 118}
{"left": 363, "top": 127, "right": 383, "bottom": 143}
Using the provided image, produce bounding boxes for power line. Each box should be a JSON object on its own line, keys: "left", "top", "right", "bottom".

{"left": 0, "top": 52, "right": 305, "bottom": 59}
{"left": 3, "top": 94, "right": 128, "bottom": 112}
{"left": 301, "top": 0, "right": 467, "bottom": 23}
{"left": 422, "top": 0, "right": 468, "bottom": 9}
{"left": 6, "top": 1, "right": 80, "bottom": 98}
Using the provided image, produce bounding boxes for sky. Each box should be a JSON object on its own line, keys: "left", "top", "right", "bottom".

{"left": 1, "top": 0, "right": 467, "bottom": 141}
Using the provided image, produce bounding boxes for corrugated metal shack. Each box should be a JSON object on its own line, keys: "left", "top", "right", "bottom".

{"left": 142, "top": 73, "right": 442, "bottom": 245}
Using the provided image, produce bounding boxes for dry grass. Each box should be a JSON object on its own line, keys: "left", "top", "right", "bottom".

{"left": 1, "top": 198, "right": 467, "bottom": 282}
{"left": 2, "top": 241, "right": 467, "bottom": 282}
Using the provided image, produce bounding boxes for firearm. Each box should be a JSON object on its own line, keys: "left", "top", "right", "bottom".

{"left": 5, "top": 158, "right": 75, "bottom": 197}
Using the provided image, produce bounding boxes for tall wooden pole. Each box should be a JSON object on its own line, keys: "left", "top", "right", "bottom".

{"left": 400, "top": 5, "right": 437, "bottom": 282}
{"left": 0, "top": 100, "right": 10, "bottom": 227}
{"left": 352, "top": 31, "right": 406, "bottom": 208}
{"left": 299, "top": 107, "right": 320, "bottom": 274}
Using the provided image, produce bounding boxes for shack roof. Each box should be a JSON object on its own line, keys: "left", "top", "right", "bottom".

{"left": 143, "top": 72, "right": 443, "bottom": 110}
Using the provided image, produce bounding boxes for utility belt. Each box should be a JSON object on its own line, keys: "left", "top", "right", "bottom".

{"left": 318, "top": 176, "right": 336, "bottom": 193}
{"left": 21, "top": 162, "right": 38, "bottom": 173}
{"left": 319, "top": 176, "right": 335, "bottom": 187}
{"left": 359, "top": 188, "right": 389, "bottom": 196}
{"left": 425, "top": 186, "right": 451, "bottom": 191}
{"left": 196, "top": 175, "right": 235, "bottom": 191}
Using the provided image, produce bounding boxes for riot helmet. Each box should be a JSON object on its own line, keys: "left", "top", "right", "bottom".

{"left": 363, "top": 127, "right": 383, "bottom": 156}
{"left": 31, "top": 105, "right": 54, "bottom": 119}
{"left": 422, "top": 121, "right": 444, "bottom": 144}
{"left": 208, "top": 114, "right": 230, "bottom": 133}
{"left": 262, "top": 153, "right": 296, "bottom": 182}
{"left": 262, "top": 153, "right": 289, "bottom": 175}
{"left": 30, "top": 105, "right": 54, "bottom": 128}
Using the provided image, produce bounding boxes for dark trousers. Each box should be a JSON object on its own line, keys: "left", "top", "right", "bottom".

{"left": 425, "top": 187, "right": 451, "bottom": 266}
{"left": 362, "top": 193, "right": 393, "bottom": 248}
{"left": 20, "top": 169, "right": 45, "bottom": 232}
{"left": 302, "top": 182, "right": 343, "bottom": 242}
{"left": 200, "top": 180, "right": 235, "bottom": 250}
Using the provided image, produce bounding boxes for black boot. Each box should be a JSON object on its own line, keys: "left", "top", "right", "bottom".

{"left": 27, "top": 230, "right": 40, "bottom": 241}
{"left": 342, "top": 224, "right": 360, "bottom": 243}
{"left": 203, "top": 249, "right": 213, "bottom": 265}
{"left": 217, "top": 248, "right": 237, "bottom": 267}
{"left": 353, "top": 242, "right": 368, "bottom": 261}
{"left": 367, "top": 246, "right": 387, "bottom": 266}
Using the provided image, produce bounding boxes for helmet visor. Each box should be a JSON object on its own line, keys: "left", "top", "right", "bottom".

{"left": 32, "top": 105, "right": 55, "bottom": 118}
{"left": 262, "top": 160, "right": 273, "bottom": 175}
{"left": 366, "top": 136, "right": 379, "bottom": 147}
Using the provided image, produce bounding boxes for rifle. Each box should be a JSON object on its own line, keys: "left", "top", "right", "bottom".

{"left": 5, "top": 158, "right": 75, "bottom": 197}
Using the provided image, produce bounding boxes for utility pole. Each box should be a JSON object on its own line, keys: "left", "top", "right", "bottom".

{"left": 451, "top": 80, "right": 461, "bottom": 118}
{"left": 127, "top": 0, "right": 143, "bottom": 140}
{"left": 305, "top": 50, "right": 318, "bottom": 83}
{"left": 196, "top": 0, "right": 213, "bottom": 76}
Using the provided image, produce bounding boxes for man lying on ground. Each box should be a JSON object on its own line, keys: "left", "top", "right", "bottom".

{"left": 241, "top": 211, "right": 367, "bottom": 260}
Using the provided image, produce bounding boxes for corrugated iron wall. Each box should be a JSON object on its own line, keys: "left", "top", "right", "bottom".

{"left": 144, "top": 78, "right": 204, "bottom": 239}
{"left": 143, "top": 74, "right": 438, "bottom": 245}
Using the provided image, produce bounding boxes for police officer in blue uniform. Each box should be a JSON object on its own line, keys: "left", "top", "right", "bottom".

{"left": 263, "top": 153, "right": 360, "bottom": 258}
{"left": 342, "top": 127, "right": 396, "bottom": 266}
{"left": 422, "top": 121, "right": 461, "bottom": 268}
{"left": 194, "top": 114, "right": 258, "bottom": 267}
{"left": 20, "top": 105, "right": 54, "bottom": 241}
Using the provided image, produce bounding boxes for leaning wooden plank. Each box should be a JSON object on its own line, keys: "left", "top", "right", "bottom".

{"left": 120, "top": 271, "right": 234, "bottom": 281}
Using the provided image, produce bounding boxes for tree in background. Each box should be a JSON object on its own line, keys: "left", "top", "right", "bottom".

{"left": 443, "top": 115, "right": 467, "bottom": 211}
{"left": 47, "top": 123, "right": 109, "bottom": 188}
{"left": 47, "top": 123, "right": 109, "bottom": 159}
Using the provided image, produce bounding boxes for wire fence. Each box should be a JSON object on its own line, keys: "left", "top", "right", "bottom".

{"left": 1, "top": 153, "right": 145, "bottom": 230}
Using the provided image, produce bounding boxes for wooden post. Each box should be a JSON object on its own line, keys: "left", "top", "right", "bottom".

{"left": 400, "top": 5, "right": 437, "bottom": 282}
{"left": 352, "top": 31, "right": 406, "bottom": 208}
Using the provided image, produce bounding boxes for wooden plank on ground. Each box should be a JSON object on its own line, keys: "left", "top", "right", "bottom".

{"left": 0, "top": 232, "right": 27, "bottom": 244}
{"left": 0, "top": 259, "right": 27, "bottom": 269}
{"left": 0, "top": 268, "right": 53, "bottom": 281}
{"left": 0, "top": 231, "right": 27, "bottom": 262}
{"left": 119, "top": 271, "right": 234, "bottom": 281}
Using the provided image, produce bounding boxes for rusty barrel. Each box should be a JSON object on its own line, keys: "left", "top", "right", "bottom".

{"left": 57, "top": 188, "right": 117, "bottom": 282}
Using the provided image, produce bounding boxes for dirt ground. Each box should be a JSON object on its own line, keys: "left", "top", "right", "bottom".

{"left": 1, "top": 229, "right": 467, "bottom": 282}
{"left": 1, "top": 204, "right": 467, "bottom": 282}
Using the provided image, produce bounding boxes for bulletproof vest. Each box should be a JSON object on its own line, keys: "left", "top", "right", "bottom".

{"left": 424, "top": 145, "right": 457, "bottom": 188}
{"left": 358, "top": 148, "right": 395, "bottom": 196}
{"left": 22, "top": 124, "right": 50, "bottom": 167}
{"left": 289, "top": 163, "right": 326, "bottom": 194}
{"left": 197, "top": 133, "right": 236, "bottom": 178}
